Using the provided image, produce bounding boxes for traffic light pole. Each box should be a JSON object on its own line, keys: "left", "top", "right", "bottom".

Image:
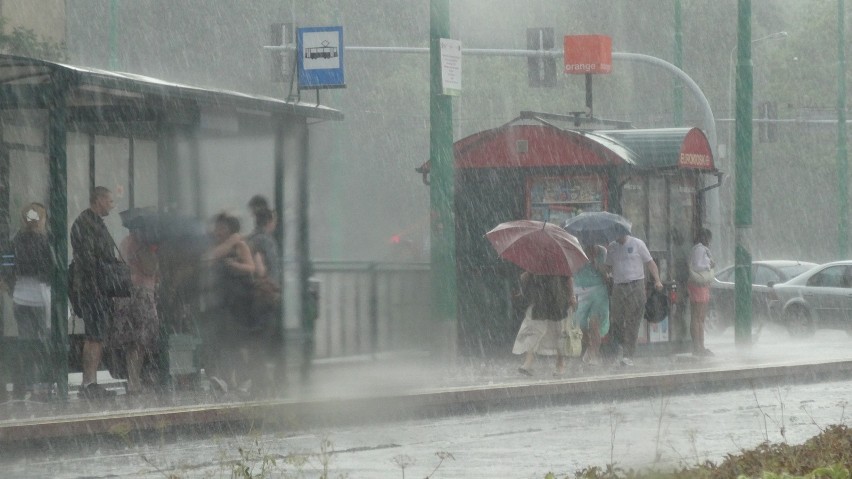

{"left": 429, "top": 0, "right": 457, "bottom": 352}
{"left": 837, "top": 0, "right": 848, "bottom": 259}
{"left": 734, "top": 0, "right": 754, "bottom": 346}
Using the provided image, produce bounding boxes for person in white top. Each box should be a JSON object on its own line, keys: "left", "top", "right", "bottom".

{"left": 687, "top": 228, "right": 715, "bottom": 356}
{"left": 605, "top": 234, "right": 663, "bottom": 366}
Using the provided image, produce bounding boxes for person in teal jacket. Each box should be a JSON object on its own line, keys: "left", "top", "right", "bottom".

{"left": 573, "top": 242, "right": 610, "bottom": 365}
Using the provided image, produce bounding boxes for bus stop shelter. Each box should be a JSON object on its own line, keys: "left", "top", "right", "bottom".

{"left": 0, "top": 54, "right": 342, "bottom": 398}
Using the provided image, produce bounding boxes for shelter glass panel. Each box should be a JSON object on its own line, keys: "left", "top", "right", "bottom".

{"left": 620, "top": 178, "right": 646, "bottom": 242}
{"left": 66, "top": 132, "right": 91, "bottom": 262}
{"left": 133, "top": 139, "right": 158, "bottom": 210}
{"left": 670, "top": 178, "right": 696, "bottom": 283}
{"left": 93, "top": 136, "right": 130, "bottom": 242}
{"left": 7, "top": 150, "right": 48, "bottom": 233}
{"left": 648, "top": 177, "right": 667, "bottom": 252}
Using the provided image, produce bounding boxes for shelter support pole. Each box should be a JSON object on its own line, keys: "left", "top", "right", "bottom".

{"left": 298, "top": 119, "right": 314, "bottom": 382}
{"left": 837, "top": 0, "right": 848, "bottom": 258}
{"left": 429, "top": 0, "right": 457, "bottom": 355}
{"left": 734, "top": 0, "right": 753, "bottom": 346}
{"left": 48, "top": 76, "right": 70, "bottom": 399}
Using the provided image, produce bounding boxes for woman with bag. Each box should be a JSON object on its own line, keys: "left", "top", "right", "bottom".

{"left": 112, "top": 217, "right": 160, "bottom": 396}
{"left": 512, "top": 271, "right": 577, "bottom": 377}
{"left": 688, "top": 228, "right": 715, "bottom": 357}
{"left": 10, "top": 203, "right": 54, "bottom": 399}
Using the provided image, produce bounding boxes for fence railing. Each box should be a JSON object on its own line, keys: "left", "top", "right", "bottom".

{"left": 310, "top": 261, "right": 431, "bottom": 359}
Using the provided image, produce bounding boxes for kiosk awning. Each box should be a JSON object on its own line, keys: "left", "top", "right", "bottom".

{"left": 450, "top": 116, "right": 715, "bottom": 172}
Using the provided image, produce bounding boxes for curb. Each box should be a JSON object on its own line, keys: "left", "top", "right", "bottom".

{"left": 2, "top": 359, "right": 851, "bottom": 445}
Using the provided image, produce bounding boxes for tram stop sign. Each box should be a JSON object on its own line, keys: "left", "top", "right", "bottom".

{"left": 563, "top": 35, "right": 612, "bottom": 75}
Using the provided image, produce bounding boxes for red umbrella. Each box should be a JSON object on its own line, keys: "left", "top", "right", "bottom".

{"left": 485, "top": 220, "right": 588, "bottom": 276}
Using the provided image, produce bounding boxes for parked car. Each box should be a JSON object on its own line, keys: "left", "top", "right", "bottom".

{"left": 769, "top": 260, "right": 852, "bottom": 336}
{"left": 706, "top": 260, "right": 818, "bottom": 334}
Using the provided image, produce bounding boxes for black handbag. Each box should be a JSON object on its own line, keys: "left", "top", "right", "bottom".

{"left": 101, "top": 237, "right": 132, "bottom": 297}
{"left": 102, "top": 260, "right": 132, "bottom": 297}
{"left": 645, "top": 289, "right": 670, "bottom": 324}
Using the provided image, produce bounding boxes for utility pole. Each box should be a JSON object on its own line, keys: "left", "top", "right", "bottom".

{"left": 734, "top": 0, "right": 753, "bottom": 346}
{"left": 429, "top": 0, "right": 457, "bottom": 351}
{"left": 837, "top": 0, "right": 848, "bottom": 258}
{"left": 109, "top": 0, "right": 119, "bottom": 70}
{"left": 673, "top": 0, "right": 684, "bottom": 126}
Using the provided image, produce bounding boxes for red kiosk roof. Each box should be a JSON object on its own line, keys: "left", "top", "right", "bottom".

{"left": 452, "top": 118, "right": 715, "bottom": 172}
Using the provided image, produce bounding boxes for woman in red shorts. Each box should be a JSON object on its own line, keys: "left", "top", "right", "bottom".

{"left": 688, "top": 228, "right": 715, "bottom": 356}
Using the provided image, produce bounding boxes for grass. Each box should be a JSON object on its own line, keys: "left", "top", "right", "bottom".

{"left": 549, "top": 424, "right": 852, "bottom": 479}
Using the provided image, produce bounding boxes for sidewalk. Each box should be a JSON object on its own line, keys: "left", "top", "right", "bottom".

{"left": 1, "top": 325, "right": 851, "bottom": 444}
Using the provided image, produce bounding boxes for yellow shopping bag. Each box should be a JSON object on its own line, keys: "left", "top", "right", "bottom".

{"left": 563, "top": 308, "right": 583, "bottom": 358}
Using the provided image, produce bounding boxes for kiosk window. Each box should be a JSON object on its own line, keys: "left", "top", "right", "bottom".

{"left": 527, "top": 175, "right": 604, "bottom": 224}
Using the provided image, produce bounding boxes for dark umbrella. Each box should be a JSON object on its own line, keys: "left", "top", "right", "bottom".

{"left": 562, "top": 211, "right": 632, "bottom": 245}
{"left": 485, "top": 220, "right": 588, "bottom": 276}
{"left": 118, "top": 208, "right": 205, "bottom": 243}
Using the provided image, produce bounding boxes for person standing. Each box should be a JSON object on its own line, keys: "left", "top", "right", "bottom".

{"left": 605, "top": 233, "right": 663, "bottom": 367}
{"left": 112, "top": 217, "right": 160, "bottom": 395}
{"left": 245, "top": 206, "right": 281, "bottom": 397}
{"left": 204, "top": 212, "right": 256, "bottom": 395}
{"left": 688, "top": 228, "right": 715, "bottom": 357}
{"left": 573, "top": 242, "right": 609, "bottom": 366}
{"left": 512, "top": 271, "right": 576, "bottom": 376}
{"left": 10, "top": 203, "right": 54, "bottom": 398}
{"left": 70, "top": 186, "right": 118, "bottom": 399}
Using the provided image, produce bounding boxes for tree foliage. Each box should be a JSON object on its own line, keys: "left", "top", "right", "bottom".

{"left": 0, "top": 17, "right": 66, "bottom": 62}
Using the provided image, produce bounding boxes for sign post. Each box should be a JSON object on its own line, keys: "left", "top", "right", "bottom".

{"left": 563, "top": 35, "right": 612, "bottom": 115}
{"left": 430, "top": 0, "right": 457, "bottom": 355}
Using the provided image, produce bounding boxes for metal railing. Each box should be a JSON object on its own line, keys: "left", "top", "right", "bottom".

{"left": 310, "top": 261, "right": 431, "bottom": 359}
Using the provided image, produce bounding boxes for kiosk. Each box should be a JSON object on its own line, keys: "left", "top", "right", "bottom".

{"left": 445, "top": 111, "right": 721, "bottom": 355}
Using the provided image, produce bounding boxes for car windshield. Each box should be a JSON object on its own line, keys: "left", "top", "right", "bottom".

{"left": 778, "top": 264, "right": 814, "bottom": 280}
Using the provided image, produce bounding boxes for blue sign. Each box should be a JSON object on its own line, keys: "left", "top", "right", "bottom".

{"left": 297, "top": 26, "right": 345, "bottom": 90}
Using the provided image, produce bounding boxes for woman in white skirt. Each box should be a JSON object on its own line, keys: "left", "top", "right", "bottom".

{"left": 513, "top": 271, "right": 576, "bottom": 376}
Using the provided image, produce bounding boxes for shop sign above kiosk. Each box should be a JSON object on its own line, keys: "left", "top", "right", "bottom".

{"left": 297, "top": 26, "right": 345, "bottom": 90}
{"left": 563, "top": 35, "right": 612, "bottom": 74}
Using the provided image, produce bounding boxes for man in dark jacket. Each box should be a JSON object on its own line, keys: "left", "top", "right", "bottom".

{"left": 70, "top": 186, "right": 118, "bottom": 399}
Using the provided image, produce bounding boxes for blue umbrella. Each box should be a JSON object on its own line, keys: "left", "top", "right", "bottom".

{"left": 562, "top": 212, "right": 632, "bottom": 245}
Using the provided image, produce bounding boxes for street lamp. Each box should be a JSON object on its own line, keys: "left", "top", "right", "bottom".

{"left": 726, "top": 31, "right": 788, "bottom": 157}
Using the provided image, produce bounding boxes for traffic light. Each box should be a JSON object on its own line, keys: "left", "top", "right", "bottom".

{"left": 527, "top": 28, "right": 557, "bottom": 88}
{"left": 270, "top": 23, "right": 293, "bottom": 83}
{"left": 758, "top": 101, "right": 777, "bottom": 143}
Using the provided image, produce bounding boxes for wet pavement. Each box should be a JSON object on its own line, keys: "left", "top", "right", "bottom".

{"left": 2, "top": 324, "right": 851, "bottom": 478}
{"left": 1, "top": 323, "right": 851, "bottom": 444}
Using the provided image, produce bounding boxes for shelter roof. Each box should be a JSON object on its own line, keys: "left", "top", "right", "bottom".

{"left": 0, "top": 54, "right": 343, "bottom": 121}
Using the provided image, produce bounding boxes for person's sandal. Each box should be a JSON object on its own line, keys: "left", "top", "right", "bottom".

{"left": 518, "top": 367, "right": 533, "bottom": 376}
{"left": 80, "top": 383, "right": 117, "bottom": 400}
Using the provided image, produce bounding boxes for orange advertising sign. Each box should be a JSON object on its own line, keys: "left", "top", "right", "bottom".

{"left": 563, "top": 35, "right": 612, "bottom": 75}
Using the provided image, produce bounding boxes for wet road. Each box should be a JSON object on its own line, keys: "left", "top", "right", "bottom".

{"left": 4, "top": 324, "right": 852, "bottom": 478}
{"left": 6, "top": 376, "right": 851, "bottom": 478}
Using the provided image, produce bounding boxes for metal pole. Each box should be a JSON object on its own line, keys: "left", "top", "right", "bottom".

{"left": 430, "top": 0, "right": 457, "bottom": 350}
{"left": 48, "top": 74, "right": 69, "bottom": 399}
{"left": 673, "top": 0, "right": 684, "bottom": 126}
{"left": 734, "top": 0, "right": 753, "bottom": 346}
{"left": 837, "top": 0, "right": 848, "bottom": 258}
{"left": 109, "top": 0, "right": 118, "bottom": 70}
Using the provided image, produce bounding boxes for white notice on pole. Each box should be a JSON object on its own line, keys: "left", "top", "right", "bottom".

{"left": 440, "top": 38, "right": 461, "bottom": 96}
